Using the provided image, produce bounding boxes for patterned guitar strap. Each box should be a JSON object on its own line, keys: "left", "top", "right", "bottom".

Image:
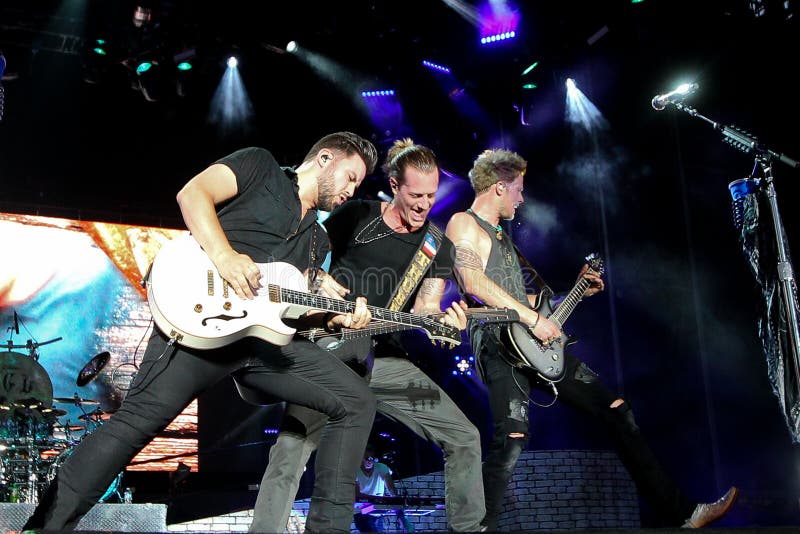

{"left": 386, "top": 221, "right": 444, "bottom": 312}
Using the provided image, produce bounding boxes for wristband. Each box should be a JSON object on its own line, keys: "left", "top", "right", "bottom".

{"left": 531, "top": 312, "right": 540, "bottom": 330}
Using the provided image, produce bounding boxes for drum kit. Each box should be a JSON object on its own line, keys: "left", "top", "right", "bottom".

{"left": 0, "top": 338, "right": 117, "bottom": 504}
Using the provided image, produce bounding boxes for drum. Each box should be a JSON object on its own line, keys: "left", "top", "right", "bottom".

{"left": 0, "top": 351, "right": 54, "bottom": 439}
{"left": 0, "top": 352, "right": 56, "bottom": 502}
{"left": 0, "top": 441, "right": 59, "bottom": 503}
{"left": 14, "top": 416, "right": 54, "bottom": 441}
{"left": 0, "top": 351, "right": 54, "bottom": 408}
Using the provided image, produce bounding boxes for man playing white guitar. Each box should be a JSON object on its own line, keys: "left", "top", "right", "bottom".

{"left": 445, "top": 148, "right": 737, "bottom": 530}
{"left": 23, "top": 132, "right": 381, "bottom": 534}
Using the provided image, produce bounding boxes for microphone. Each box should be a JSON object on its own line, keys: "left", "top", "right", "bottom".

{"left": 12, "top": 311, "right": 19, "bottom": 335}
{"left": 652, "top": 83, "right": 699, "bottom": 110}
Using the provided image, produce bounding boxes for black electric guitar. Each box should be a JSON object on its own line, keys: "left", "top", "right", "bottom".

{"left": 500, "top": 253, "right": 604, "bottom": 382}
{"left": 146, "top": 234, "right": 461, "bottom": 350}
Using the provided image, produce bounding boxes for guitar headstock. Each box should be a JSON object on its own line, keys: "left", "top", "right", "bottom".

{"left": 421, "top": 319, "right": 462, "bottom": 348}
{"left": 584, "top": 252, "right": 605, "bottom": 276}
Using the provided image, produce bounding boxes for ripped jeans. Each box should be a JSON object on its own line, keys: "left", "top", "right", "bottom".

{"left": 480, "top": 341, "right": 695, "bottom": 529}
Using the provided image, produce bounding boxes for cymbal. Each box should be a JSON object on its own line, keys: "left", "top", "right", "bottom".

{"left": 55, "top": 424, "right": 85, "bottom": 432}
{"left": 76, "top": 351, "right": 110, "bottom": 387}
{"left": 53, "top": 396, "right": 100, "bottom": 405}
{"left": 78, "top": 408, "right": 113, "bottom": 421}
{"left": 12, "top": 398, "right": 46, "bottom": 410}
{"left": 41, "top": 408, "right": 68, "bottom": 417}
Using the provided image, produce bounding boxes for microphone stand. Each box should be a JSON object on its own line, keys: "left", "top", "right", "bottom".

{"left": 671, "top": 101, "right": 800, "bottom": 426}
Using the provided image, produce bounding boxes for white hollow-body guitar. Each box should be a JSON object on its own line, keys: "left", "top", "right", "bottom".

{"left": 145, "top": 234, "right": 461, "bottom": 350}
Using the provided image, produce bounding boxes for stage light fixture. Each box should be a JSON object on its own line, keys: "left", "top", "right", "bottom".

{"left": 422, "top": 60, "right": 451, "bottom": 74}
{"left": 175, "top": 65, "right": 193, "bottom": 97}
{"left": 360, "top": 89, "right": 396, "bottom": 98}
{"left": 480, "top": 31, "right": 516, "bottom": 44}
{"left": 136, "top": 61, "right": 153, "bottom": 74}
{"left": 286, "top": 41, "right": 298, "bottom": 53}
{"left": 521, "top": 61, "right": 538, "bottom": 75}
{"left": 522, "top": 83, "right": 537, "bottom": 90}
{"left": 83, "top": 39, "right": 113, "bottom": 84}
{"left": 452, "top": 355, "right": 475, "bottom": 376}
{"left": 565, "top": 77, "right": 577, "bottom": 91}
{"left": 92, "top": 39, "right": 108, "bottom": 56}
{"left": 227, "top": 56, "right": 238, "bottom": 69}
{"left": 135, "top": 60, "right": 163, "bottom": 102}
{"left": 174, "top": 48, "right": 195, "bottom": 72}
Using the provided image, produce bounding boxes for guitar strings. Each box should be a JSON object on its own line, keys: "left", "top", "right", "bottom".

{"left": 278, "top": 287, "right": 451, "bottom": 329}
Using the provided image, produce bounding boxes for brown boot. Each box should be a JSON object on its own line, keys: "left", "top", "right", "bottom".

{"left": 682, "top": 486, "right": 739, "bottom": 528}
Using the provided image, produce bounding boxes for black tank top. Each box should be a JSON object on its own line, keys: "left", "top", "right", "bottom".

{"left": 468, "top": 211, "right": 529, "bottom": 306}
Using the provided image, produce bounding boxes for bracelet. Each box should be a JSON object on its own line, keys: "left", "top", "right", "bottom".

{"left": 531, "top": 312, "right": 540, "bottom": 330}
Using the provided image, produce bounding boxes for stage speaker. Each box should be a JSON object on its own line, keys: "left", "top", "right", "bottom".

{"left": 0, "top": 503, "right": 167, "bottom": 532}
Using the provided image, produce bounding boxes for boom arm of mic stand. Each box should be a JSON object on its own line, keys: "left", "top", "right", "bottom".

{"left": 673, "top": 102, "right": 799, "bottom": 168}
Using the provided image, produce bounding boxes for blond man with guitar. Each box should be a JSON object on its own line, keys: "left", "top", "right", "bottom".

{"left": 445, "top": 148, "right": 737, "bottom": 530}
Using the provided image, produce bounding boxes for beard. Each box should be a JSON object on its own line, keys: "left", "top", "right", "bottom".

{"left": 316, "top": 168, "right": 339, "bottom": 211}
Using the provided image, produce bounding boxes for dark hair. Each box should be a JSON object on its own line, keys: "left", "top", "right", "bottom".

{"left": 303, "top": 131, "right": 378, "bottom": 174}
{"left": 381, "top": 138, "right": 438, "bottom": 185}
{"left": 468, "top": 148, "right": 527, "bottom": 194}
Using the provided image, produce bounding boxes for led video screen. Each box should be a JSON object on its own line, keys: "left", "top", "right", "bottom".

{"left": 0, "top": 212, "right": 196, "bottom": 472}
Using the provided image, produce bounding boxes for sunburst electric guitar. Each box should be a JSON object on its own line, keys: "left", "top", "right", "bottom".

{"left": 145, "top": 234, "right": 462, "bottom": 350}
{"left": 500, "top": 253, "right": 604, "bottom": 382}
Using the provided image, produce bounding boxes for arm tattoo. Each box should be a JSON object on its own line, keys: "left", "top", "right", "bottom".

{"left": 418, "top": 278, "right": 444, "bottom": 297}
{"left": 454, "top": 245, "right": 484, "bottom": 271}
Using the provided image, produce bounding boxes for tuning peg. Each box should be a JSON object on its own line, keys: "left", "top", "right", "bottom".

{"left": 431, "top": 340, "right": 437, "bottom": 346}
{"left": 448, "top": 343, "right": 455, "bottom": 350}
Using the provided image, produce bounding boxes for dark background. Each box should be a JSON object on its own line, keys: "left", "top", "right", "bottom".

{"left": 2, "top": 0, "right": 800, "bottom": 527}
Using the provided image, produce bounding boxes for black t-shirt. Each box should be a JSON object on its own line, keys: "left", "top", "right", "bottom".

{"left": 324, "top": 199, "right": 455, "bottom": 310}
{"left": 214, "top": 147, "right": 327, "bottom": 272}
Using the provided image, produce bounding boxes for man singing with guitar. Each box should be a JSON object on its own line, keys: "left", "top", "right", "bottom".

{"left": 445, "top": 148, "right": 737, "bottom": 530}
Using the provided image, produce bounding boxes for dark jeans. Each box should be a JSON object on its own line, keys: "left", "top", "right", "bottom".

{"left": 25, "top": 328, "right": 375, "bottom": 533}
{"left": 480, "top": 335, "right": 695, "bottom": 529}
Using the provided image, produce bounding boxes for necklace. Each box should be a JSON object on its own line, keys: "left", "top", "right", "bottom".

{"left": 354, "top": 203, "right": 395, "bottom": 244}
{"left": 467, "top": 208, "right": 503, "bottom": 240}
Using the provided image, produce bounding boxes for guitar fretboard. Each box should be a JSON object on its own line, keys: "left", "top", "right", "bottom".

{"left": 550, "top": 277, "right": 590, "bottom": 326}
{"left": 301, "top": 320, "right": 421, "bottom": 341}
{"left": 274, "top": 286, "right": 439, "bottom": 328}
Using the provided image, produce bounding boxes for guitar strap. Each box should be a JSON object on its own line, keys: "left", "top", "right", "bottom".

{"left": 386, "top": 222, "right": 444, "bottom": 311}
{"left": 511, "top": 241, "right": 554, "bottom": 298}
{"left": 306, "top": 222, "right": 325, "bottom": 292}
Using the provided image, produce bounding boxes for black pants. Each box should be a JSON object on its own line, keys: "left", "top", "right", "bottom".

{"left": 25, "top": 328, "right": 375, "bottom": 533}
{"left": 480, "top": 335, "right": 695, "bottom": 529}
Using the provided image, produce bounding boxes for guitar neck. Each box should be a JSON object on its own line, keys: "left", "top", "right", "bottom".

{"left": 300, "top": 320, "right": 419, "bottom": 341}
{"left": 466, "top": 308, "right": 520, "bottom": 322}
{"left": 549, "top": 278, "right": 590, "bottom": 326}
{"left": 273, "top": 286, "right": 436, "bottom": 329}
